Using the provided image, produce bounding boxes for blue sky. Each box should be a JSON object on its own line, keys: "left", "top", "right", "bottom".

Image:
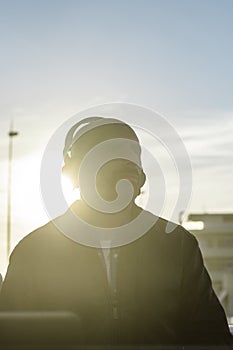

{"left": 0, "top": 0, "right": 233, "bottom": 272}
{"left": 1, "top": 0, "right": 233, "bottom": 112}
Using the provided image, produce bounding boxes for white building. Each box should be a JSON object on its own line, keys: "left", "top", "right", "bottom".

{"left": 184, "top": 213, "right": 233, "bottom": 319}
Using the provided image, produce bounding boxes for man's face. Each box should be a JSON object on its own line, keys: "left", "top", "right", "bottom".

{"left": 94, "top": 129, "right": 143, "bottom": 201}
{"left": 96, "top": 158, "right": 143, "bottom": 201}
{"left": 70, "top": 122, "right": 144, "bottom": 201}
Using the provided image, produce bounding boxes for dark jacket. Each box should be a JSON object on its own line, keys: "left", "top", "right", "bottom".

{"left": 0, "top": 208, "right": 232, "bottom": 346}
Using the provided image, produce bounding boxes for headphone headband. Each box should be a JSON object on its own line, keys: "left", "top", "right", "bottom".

{"left": 63, "top": 117, "right": 132, "bottom": 160}
{"left": 63, "top": 117, "right": 103, "bottom": 159}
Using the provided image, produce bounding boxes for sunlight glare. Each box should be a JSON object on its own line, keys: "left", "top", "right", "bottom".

{"left": 61, "top": 175, "right": 80, "bottom": 205}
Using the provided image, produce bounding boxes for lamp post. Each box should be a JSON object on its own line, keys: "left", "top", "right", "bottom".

{"left": 7, "top": 125, "right": 19, "bottom": 258}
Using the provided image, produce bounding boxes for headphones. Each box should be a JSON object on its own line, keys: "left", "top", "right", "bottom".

{"left": 62, "top": 117, "right": 146, "bottom": 190}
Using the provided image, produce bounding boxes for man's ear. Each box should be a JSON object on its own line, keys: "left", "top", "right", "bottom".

{"left": 140, "top": 170, "right": 146, "bottom": 188}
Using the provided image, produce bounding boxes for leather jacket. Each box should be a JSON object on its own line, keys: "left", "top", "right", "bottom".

{"left": 0, "top": 207, "right": 232, "bottom": 346}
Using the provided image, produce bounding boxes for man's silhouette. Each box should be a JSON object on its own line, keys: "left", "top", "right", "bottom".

{"left": 0, "top": 117, "right": 232, "bottom": 346}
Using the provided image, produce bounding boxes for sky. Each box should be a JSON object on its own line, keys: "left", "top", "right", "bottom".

{"left": 0, "top": 0, "right": 233, "bottom": 273}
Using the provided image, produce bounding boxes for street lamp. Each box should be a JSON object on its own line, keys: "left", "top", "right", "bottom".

{"left": 7, "top": 125, "right": 19, "bottom": 258}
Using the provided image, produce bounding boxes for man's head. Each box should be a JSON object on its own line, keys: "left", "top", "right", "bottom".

{"left": 62, "top": 117, "right": 146, "bottom": 203}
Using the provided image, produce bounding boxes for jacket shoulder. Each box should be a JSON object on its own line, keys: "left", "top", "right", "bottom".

{"left": 9, "top": 220, "right": 64, "bottom": 263}
{"left": 146, "top": 213, "right": 198, "bottom": 246}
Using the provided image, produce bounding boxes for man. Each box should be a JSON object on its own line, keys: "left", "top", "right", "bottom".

{"left": 0, "top": 117, "right": 232, "bottom": 346}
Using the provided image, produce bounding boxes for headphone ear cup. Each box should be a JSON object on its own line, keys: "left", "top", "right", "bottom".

{"left": 62, "top": 156, "right": 79, "bottom": 188}
{"left": 62, "top": 155, "right": 71, "bottom": 177}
